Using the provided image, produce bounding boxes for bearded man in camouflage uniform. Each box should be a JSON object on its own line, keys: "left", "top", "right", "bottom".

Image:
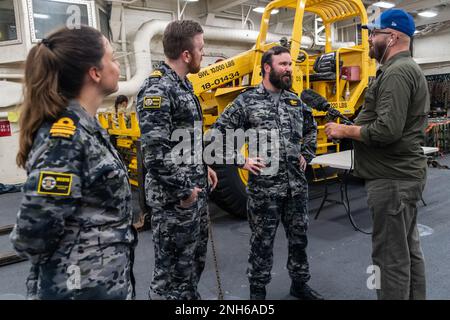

{"left": 211, "top": 46, "right": 322, "bottom": 300}
{"left": 136, "top": 20, "right": 217, "bottom": 300}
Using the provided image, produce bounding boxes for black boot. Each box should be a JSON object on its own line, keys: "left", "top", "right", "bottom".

{"left": 250, "top": 285, "right": 266, "bottom": 300}
{"left": 290, "top": 282, "right": 324, "bottom": 300}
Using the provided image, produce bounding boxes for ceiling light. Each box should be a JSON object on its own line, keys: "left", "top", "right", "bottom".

{"left": 252, "top": 7, "right": 279, "bottom": 15}
{"left": 418, "top": 11, "right": 438, "bottom": 18}
{"left": 373, "top": 1, "right": 395, "bottom": 9}
{"left": 184, "top": 0, "right": 199, "bottom": 2}
{"left": 33, "top": 13, "right": 50, "bottom": 19}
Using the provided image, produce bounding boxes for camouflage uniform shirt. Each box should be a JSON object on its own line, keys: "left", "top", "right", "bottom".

{"left": 211, "top": 84, "right": 317, "bottom": 198}
{"left": 10, "top": 100, "right": 136, "bottom": 300}
{"left": 136, "top": 63, "right": 208, "bottom": 207}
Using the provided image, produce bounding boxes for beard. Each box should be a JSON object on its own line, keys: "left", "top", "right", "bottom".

{"left": 369, "top": 41, "right": 388, "bottom": 63}
{"left": 269, "top": 68, "right": 292, "bottom": 90}
{"left": 187, "top": 55, "right": 201, "bottom": 74}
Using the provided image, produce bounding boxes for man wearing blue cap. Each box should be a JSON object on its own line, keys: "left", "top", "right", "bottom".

{"left": 324, "top": 8, "right": 429, "bottom": 300}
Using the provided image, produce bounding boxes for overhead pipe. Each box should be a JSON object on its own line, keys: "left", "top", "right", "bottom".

{"left": 105, "top": 0, "right": 140, "bottom": 4}
{"left": 0, "top": 81, "right": 22, "bottom": 109}
{"left": 2, "top": 19, "right": 356, "bottom": 105}
{"left": 114, "top": 19, "right": 314, "bottom": 97}
{"left": 0, "top": 74, "right": 23, "bottom": 79}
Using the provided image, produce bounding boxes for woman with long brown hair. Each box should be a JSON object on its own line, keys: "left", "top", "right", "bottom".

{"left": 10, "top": 25, "right": 137, "bottom": 299}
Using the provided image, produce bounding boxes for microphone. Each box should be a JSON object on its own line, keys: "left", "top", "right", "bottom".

{"left": 300, "top": 89, "right": 330, "bottom": 112}
{"left": 301, "top": 89, "right": 353, "bottom": 145}
{"left": 300, "top": 89, "right": 353, "bottom": 125}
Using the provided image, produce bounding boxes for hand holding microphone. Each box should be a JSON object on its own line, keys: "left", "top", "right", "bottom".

{"left": 300, "top": 89, "right": 353, "bottom": 125}
{"left": 324, "top": 122, "right": 348, "bottom": 141}
{"left": 300, "top": 89, "right": 353, "bottom": 143}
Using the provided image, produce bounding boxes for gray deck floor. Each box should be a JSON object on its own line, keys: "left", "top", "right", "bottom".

{"left": 1, "top": 154, "right": 449, "bottom": 300}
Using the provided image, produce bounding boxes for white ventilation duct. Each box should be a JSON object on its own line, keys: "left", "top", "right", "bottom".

{"left": 0, "top": 81, "right": 23, "bottom": 109}
{"left": 332, "top": 42, "right": 356, "bottom": 49}
{"left": 0, "top": 20, "right": 319, "bottom": 106}
{"left": 114, "top": 19, "right": 314, "bottom": 97}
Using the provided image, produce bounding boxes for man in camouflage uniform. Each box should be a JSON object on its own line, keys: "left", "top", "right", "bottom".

{"left": 136, "top": 20, "right": 217, "bottom": 300}
{"left": 10, "top": 100, "right": 137, "bottom": 299}
{"left": 211, "top": 46, "right": 322, "bottom": 300}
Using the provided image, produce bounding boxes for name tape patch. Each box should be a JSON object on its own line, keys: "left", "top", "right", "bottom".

{"left": 143, "top": 96, "right": 162, "bottom": 110}
{"left": 37, "top": 171, "right": 73, "bottom": 196}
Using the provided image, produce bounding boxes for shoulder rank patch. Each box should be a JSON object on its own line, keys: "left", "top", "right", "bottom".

{"left": 240, "top": 86, "right": 256, "bottom": 94}
{"left": 143, "top": 96, "right": 162, "bottom": 110}
{"left": 224, "top": 102, "right": 234, "bottom": 111}
{"left": 37, "top": 171, "right": 73, "bottom": 196}
{"left": 50, "top": 117, "right": 77, "bottom": 139}
{"left": 288, "top": 99, "right": 299, "bottom": 106}
{"left": 150, "top": 70, "right": 163, "bottom": 78}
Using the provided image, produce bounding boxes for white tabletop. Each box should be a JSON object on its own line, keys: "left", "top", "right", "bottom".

{"left": 310, "top": 146, "right": 439, "bottom": 171}
{"left": 310, "top": 150, "right": 355, "bottom": 170}
{"left": 422, "top": 146, "right": 439, "bottom": 155}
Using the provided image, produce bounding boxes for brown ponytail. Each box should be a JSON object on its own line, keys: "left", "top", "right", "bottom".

{"left": 17, "top": 25, "right": 104, "bottom": 168}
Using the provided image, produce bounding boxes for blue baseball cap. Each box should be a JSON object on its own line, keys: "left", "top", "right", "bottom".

{"left": 361, "top": 9, "right": 415, "bottom": 37}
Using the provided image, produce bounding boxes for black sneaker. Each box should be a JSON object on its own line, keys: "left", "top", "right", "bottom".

{"left": 250, "top": 285, "right": 266, "bottom": 300}
{"left": 290, "top": 282, "right": 324, "bottom": 300}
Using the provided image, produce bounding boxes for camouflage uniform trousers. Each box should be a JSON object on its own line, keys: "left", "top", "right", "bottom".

{"left": 33, "top": 243, "right": 135, "bottom": 300}
{"left": 149, "top": 192, "right": 209, "bottom": 300}
{"left": 247, "top": 192, "right": 310, "bottom": 288}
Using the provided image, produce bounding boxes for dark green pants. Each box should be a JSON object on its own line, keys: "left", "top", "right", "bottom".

{"left": 365, "top": 178, "right": 426, "bottom": 300}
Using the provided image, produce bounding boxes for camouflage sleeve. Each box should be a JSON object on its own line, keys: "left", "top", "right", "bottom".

{"left": 209, "top": 98, "right": 247, "bottom": 167}
{"left": 301, "top": 103, "right": 317, "bottom": 163}
{"left": 136, "top": 81, "right": 194, "bottom": 200}
{"left": 10, "top": 135, "right": 83, "bottom": 265}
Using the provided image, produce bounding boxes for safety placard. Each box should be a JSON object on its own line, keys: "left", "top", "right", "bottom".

{"left": 0, "top": 120, "right": 11, "bottom": 137}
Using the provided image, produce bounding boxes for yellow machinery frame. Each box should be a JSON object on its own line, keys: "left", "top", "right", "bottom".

{"left": 99, "top": 0, "right": 376, "bottom": 188}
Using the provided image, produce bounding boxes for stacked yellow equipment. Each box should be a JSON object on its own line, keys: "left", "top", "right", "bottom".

{"left": 99, "top": 0, "right": 376, "bottom": 217}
